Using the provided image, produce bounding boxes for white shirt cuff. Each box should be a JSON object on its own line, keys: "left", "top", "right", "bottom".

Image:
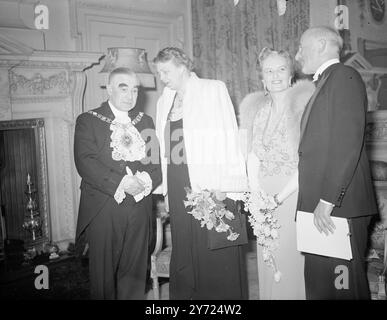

{"left": 133, "top": 171, "right": 152, "bottom": 202}
{"left": 320, "top": 199, "right": 335, "bottom": 207}
{"left": 114, "top": 167, "right": 153, "bottom": 204}
{"left": 114, "top": 175, "right": 129, "bottom": 204}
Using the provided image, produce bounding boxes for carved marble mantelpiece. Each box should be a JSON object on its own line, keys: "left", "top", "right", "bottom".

{"left": 0, "top": 44, "right": 102, "bottom": 250}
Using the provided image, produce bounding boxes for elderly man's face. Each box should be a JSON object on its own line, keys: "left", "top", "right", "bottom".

{"left": 107, "top": 73, "right": 138, "bottom": 112}
{"left": 295, "top": 33, "right": 320, "bottom": 75}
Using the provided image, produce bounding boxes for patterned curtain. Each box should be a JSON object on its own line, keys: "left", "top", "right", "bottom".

{"left": 192, "top": 0, "right": 310, "bottom": 114}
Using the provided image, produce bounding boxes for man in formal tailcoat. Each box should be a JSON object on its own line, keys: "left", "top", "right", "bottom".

{"left": 295, "top": 26, "right": 378, "bottom": 299}
{"left": 74, "top": 67, "right": 161, "bottom": 299}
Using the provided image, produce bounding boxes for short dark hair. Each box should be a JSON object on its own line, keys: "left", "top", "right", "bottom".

{"left": 153, "top": 47, "right": 194, "bottom": 71}
{"left": 108, "top": 67, "right": 140, "bottom": 86}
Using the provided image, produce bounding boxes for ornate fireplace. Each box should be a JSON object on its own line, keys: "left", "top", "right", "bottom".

{"left": 0, "top": 118, "right": 50, "bottom": 252}
{"left": 0, "top": 35, "right": 102, "bottom": 253}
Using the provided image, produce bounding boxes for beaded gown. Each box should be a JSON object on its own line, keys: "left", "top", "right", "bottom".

{"left": 248, "top": 99, "right": 305, "bottom": 300}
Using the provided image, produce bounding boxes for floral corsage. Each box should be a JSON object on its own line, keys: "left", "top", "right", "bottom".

{"left": 243, "top": 189, "right": 282, "bottom": 282}
{"left": 184, "top": 188, "right": 240, "bottom": 241}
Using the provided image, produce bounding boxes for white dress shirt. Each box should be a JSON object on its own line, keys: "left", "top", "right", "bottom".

{"left": 313, "top": 58, "right": 340, "bottom": 82}
{"left": 108, "top": 100, "right": 132, "bottom": 123}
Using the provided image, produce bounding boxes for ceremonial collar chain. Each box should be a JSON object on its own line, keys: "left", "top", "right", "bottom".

{"left": 88, "top": 111, "right": 144, "bottom": 127}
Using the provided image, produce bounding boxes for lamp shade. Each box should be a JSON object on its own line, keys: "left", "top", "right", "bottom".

{"left": 100, "top": 47, "right": 155, "bottom": 88}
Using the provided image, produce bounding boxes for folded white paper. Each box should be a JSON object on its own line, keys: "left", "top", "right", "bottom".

{"left": 296, "top": 211, "right": 353, "bottom": 260}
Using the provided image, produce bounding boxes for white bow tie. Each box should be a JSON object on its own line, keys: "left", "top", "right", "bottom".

{"left": 313, "top": 73, "right": 320, "bottom": 82}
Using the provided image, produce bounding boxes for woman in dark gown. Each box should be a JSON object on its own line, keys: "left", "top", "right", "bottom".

{"left": 154, "top": 47, "right": 249, "bottom": 300}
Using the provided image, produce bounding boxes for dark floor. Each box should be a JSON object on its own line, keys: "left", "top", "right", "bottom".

{"left": 0, "top": 253, "right": 90, "bottom": 300}
{"left": 0, "top": 251, "right": 172, "bottom": 300}
{"left": 0, "top": 247, "right": 385, "bottom": 300}
{"left": 0, "top": 213, "right": 385, "bottom": 300}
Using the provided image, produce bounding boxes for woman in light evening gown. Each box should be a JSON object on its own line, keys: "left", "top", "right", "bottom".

{"left": 239, "top": 48, "right": 315, "bottom": 299}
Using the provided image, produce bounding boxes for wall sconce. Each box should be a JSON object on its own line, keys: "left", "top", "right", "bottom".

{"left": 100, "top": 47, "right": 155, "bottom": 88}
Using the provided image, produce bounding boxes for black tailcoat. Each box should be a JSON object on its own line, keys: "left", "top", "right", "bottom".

{"left": 297, "top": 63, "right": 378, "bottom": 299}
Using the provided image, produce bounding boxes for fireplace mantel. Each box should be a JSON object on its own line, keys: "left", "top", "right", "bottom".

{"left": 0, "top": 43, "right": 102, "bottom": 250}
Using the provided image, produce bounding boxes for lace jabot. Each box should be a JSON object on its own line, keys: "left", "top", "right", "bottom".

{"left": 88, "top": 111, "right": 146, "bottom": 162}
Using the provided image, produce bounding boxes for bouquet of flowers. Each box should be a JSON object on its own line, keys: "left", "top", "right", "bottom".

{"left": 243, "top": 189, "right": 282, "bottom": 282}
{"left": 183, "top": 188, "right": 240, "bottom": 241}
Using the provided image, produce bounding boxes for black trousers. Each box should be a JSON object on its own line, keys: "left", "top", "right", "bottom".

{"left": 304, "top": 215, "right": 372, "bottom": 300}
{"left": 86, "top": 198, "right": 151, "bottom": 300}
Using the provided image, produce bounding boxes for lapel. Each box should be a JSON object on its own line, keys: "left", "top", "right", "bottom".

{"left": 299, "top": 70, "right": 332, "bottom": 143}
{"left": 98, "top": 101, "right": 115, "bottom": 119}
{"left": 92, "top": 101, "right": 115, "bottom": 149}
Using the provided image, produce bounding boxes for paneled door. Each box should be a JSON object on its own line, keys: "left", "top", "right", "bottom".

{"left": 74, "top": 6, "right": 188, "bottom": 121}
